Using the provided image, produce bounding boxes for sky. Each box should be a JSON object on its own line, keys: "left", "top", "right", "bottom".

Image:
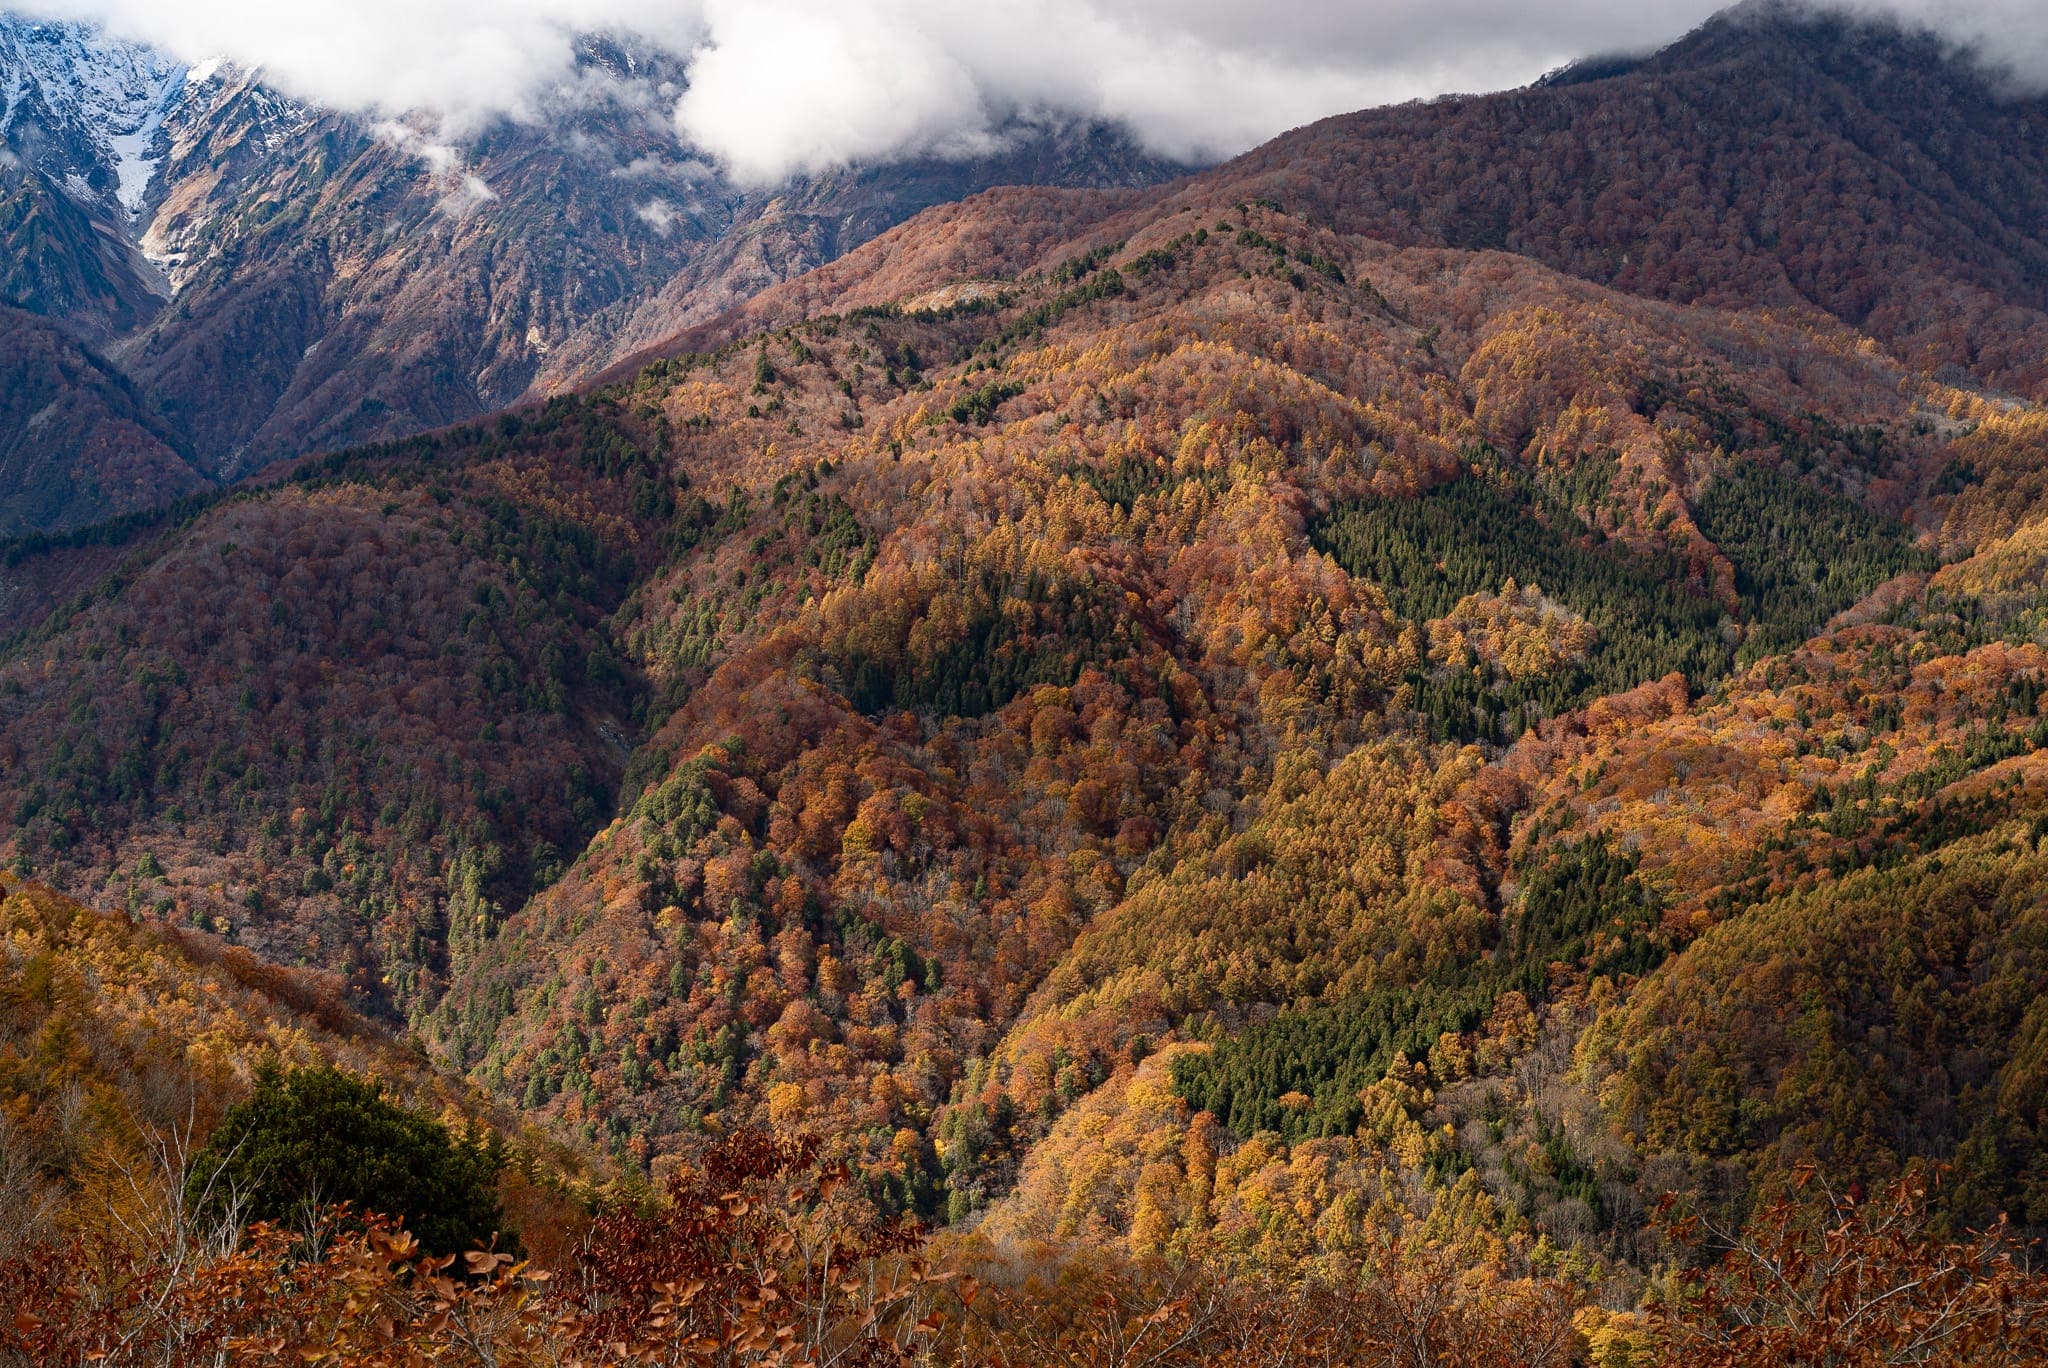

{"left": 14, "top": 0, "right": 2048, "bottom": 183}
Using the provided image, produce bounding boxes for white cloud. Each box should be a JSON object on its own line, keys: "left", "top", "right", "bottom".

{"left": 1849, "top": 0, "right": 2048, "bottom": 90}
{"left": 10, "top": 1, "right": 2046, "bottom": 184}
{"left": 612, "top": 153, "right": 713, "bottom": 182}
{"left": 371, "top": 117, "right": 499, "bottom": 214}
{"left": 634, "top": 197, "right": 680, "bottom": 232}
{"left": 373, "top": 119, "right": 460, "bottom": 175}
{"left": 438, "top": 173, "right": 498, "bottom": 216}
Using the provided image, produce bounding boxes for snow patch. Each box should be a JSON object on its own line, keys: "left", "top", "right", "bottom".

{"left": 1, "top": 41, "right": 22, "bottom": 136}
{"left": 107, "top": 109, "right": 164, "bottom": 212}
{"left": 98, "top": 48, "right": 186, "bottom": 214}
{"left": 1, "top": 17, "right": 191, "bottom": 214}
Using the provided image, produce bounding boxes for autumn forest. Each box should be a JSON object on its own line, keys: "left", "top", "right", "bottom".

{"left": 6, "top": 4, "right": 2048, "bottom": 1364}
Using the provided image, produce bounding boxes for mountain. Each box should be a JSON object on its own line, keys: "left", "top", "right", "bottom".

{"left": 0, "top": 18, "right": 186, "bottom": 337}
{"left": 1205, "top": 1, "right": 2048, "bottom": 400}
{"left": 4, "top": 0, "right": 2048, "bottom": 1339}
{"left": 0, "top": 304, "right": 204, "bottom": 530}
{"left": 687, "top": 2, "right": 2048, "bottom": 407}
{"left": 0, "top": 14, "right": 1190, "bottom": 535}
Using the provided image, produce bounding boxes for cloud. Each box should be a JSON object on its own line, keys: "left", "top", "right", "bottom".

{"left": 612, "top": 153, "right": 714, "bottom": 182}
{"left": 1846, "top": 0, "right": 2048, "bottom": 90}
{"left": 11, "top": 1, "right": 2047, "bottom": 183}
{"left": 372, "top": 118, "right": 499, "bottom": 214}
{"left": 437, "top": 173, "right": 498, "bottom": 216}
{"left": 634, "top": 198, "right": 682, "bottom": 233}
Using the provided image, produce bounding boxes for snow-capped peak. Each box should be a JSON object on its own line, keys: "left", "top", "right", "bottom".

{"left": 0, "top": 13, "right": 192, "bottom": 215}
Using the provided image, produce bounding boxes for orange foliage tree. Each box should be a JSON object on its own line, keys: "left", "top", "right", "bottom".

{"left": 1663, "top": 1166, "right": 2048, "bottom": 1366}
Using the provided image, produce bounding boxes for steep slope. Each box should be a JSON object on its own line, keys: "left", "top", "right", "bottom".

{"left": 1197, "top": 2, "right": 2048, "bottom": 399}
{"left": 0, "top": 305, "right": 205, "bottom": 534}
{"left": 529, "top": 128, "right": 1181, "bottom": 391}
{"left": 0, "top": 872, "right": 476, "bottom": 1253}
{"left": 694, "top": 3, "right": 2048, "bottom": 405}
{"left": 18, "top": 1, "right": 2042, "bottom": 536}
{"left": 0, "top": 185, "right": 1985, "bottom": 1187}
{"left": 1581, "top": 832, "right": 2048, "bottom": 1229}
{"left": 614, "top": 2, "right": 2048, "bottom": 414}
{"left": 0, "top": 17, "right": 183, "bottom": 336}
{"left": 138, "top": 107, "right": 1180, "bottom": 476}
{"left": 0, "top": 440, "right": 653, "bottom": 1023}
{"left": 0, "top": 161, "right": 158, "bottom": 340}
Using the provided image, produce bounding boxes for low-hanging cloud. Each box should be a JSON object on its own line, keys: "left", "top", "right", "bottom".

{"left": 11, "top": 0, "right": 2048, "bottom": 183}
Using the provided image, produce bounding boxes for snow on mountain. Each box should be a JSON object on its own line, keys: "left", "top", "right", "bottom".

{"left": 0, "top": 13, "right": 213, "bottom": 216}
{"left": 0, "top": 5, "right": 1190, "bottom": 522}
{"left": 2, "top": 41, "right": 21, "bottom": 138}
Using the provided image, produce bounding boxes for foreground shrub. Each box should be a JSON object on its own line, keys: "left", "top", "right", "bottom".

{"left": 187, "top": 1062, "right": 508, "bottom": 1256}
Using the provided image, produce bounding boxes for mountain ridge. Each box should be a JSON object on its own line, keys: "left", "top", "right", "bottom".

{"left": 0, "top": 12, "right": 1195, "bottom": 533}
{"left": 590, "top": 2, "right": 2048, "bottom": 415}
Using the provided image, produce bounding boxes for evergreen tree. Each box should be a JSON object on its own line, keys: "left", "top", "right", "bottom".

{"left": 187, "top": 1063, "right": 509, "bottom": 1255}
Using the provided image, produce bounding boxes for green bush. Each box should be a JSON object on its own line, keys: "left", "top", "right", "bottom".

{"left": 187, "top": 1063, "right": 509, "bottom": 1254}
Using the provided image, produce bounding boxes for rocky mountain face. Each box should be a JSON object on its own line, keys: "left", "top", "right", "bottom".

{"left": 0, "top": 20, "right": 183, "bottom": 344}
{"left": 0, "top": 14, "right": 1190, "bottom": 534}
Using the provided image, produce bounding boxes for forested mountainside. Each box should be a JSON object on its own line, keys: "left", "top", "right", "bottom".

{"left": 0, "top": 305, "right": 206, "bottom": 530}
{"left": 4, "top": 3, "right": 2048, "bottom": 1358}
{"left": 1208, "top": 2, "right": 2048, "bottom": 402}
{"left": 0, "top": 15, "right": 1185, "bottom": 535}
{"left": 694, "top": 1, "right": 2048, "bottom": 411}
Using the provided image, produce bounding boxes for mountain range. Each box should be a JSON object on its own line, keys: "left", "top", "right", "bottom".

{"left": 0, "top": 12, "right": 1187, "bottom": 534}
{"left": 4, "top": 0, "right": 2048, "bottom": 1354}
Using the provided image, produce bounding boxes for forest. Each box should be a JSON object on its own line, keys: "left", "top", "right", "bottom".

{"left": 5, "top": 10, "right": 2048, "bottom": 1358}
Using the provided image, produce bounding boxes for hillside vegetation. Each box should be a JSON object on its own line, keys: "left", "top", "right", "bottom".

{"left": 2, "top": 7, "right": 2047, "bottom": 1358}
